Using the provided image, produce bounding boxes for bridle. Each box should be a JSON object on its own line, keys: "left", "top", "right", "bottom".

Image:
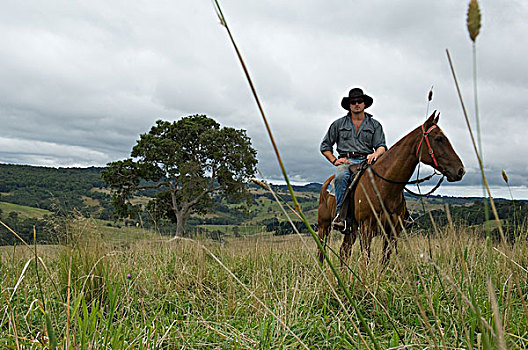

{"left": 369, "top": 123, "right": 444, "bottom": 197}
{"left": 416, "top": 124, "right": 439, "bottom": 168}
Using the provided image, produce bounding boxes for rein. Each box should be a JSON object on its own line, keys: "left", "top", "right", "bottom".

{"left": 404, "top": 176, "right": 444, "bottom": 196}
{"left": 369, "top": 167, "right": 445, "bottom": 197}
{"left": 369, "top": 122, "right": 445, "bottom": 197}
{"left": 369, "top": 167, "right": 439, "bottom": 185}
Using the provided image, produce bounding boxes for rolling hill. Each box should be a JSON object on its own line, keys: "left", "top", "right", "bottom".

{"left": 1, "top": 163, "right": 526, "bottom": 244}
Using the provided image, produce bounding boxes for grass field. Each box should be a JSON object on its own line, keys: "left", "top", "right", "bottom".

{"left": 1, "top": 214, "right": 527, "bottom": 349}
{"left": 0, "top": 202, "right": 52, "bottom": 219}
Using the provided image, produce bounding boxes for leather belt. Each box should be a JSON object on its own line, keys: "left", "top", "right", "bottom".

{"left": 339, "top": 152, "right": 367, "bottom": 159}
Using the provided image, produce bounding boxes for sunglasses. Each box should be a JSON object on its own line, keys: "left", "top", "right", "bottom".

{"left": 349, "top": 99, "right": 364, "bottom": 105}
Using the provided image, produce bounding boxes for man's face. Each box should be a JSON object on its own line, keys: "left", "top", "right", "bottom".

{"left": 349, "top": 98, "right": 365, "bottom": 114}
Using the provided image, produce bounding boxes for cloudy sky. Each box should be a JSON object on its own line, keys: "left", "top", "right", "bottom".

{"left": 1, "top": 0, "right": 527, "bottom": 199}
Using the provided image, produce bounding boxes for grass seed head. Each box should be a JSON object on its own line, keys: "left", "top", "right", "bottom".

{"left": 250, "top": 178, "right": 267, "bottom": 190}
{"left": 467, "top": 0, "right": 482, "bottom": 42}
{"left": 502, "top": 169, "right": 509, "bottom": 184}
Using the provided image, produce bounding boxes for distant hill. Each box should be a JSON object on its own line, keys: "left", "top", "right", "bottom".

{"left": 290, "top": 182, "right": 323, "bottom": 192}
{"left": 0, "top": 163, "right": 113, "bottom": 219}
{"left": 1, "top": 163, "right": 526, "bottom": 244}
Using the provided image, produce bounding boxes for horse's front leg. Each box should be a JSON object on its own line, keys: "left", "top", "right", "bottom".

{"left": 339, "top": 229, "right": 356, "bottom": 268}
{"left": 381, "top": 237, "right": 396, "bottom": 266}
{"left": 381, "top": 215, "right": 401, "bottom": 265}
{"left": 359, "top": 222, "right": 374, "bottom": 266}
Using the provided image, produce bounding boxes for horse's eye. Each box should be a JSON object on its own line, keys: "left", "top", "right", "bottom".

{"left": 435, "top": 136, "right": 444, "bottom": 143}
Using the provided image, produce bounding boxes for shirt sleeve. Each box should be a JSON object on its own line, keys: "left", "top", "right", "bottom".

{"left": 372, "top": 123, "right": 387, "bottom": 150}
{"left": 320, "top": 122, "right": 337, "bottom": 153}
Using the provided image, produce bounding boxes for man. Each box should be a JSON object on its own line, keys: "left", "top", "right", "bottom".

{"left": 320, "top": 87, "right": 387, "bottom": 229}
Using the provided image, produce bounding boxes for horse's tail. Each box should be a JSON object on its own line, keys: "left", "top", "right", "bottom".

{"left": 319, "top": 174, "right": 336, "bottom": 204}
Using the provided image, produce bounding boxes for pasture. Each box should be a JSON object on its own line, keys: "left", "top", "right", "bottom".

{"left": 0, "top": 202, "right": 52, "bottom": 219}
{"left": 2, "top": 215, "right": 527, "bottom": 349}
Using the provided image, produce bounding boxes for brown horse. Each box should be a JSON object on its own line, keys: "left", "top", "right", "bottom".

{"left": 317, "top": 112, "right": 465, "bottom": 265}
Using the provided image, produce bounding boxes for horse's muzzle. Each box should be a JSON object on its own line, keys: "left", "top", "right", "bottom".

{"left": 446, "top": 166, "right": 465, "bottom": 182}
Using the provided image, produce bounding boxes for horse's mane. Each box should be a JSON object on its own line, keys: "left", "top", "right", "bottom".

{"left": 376, "top": 124, "right": 422, "bottom": 165}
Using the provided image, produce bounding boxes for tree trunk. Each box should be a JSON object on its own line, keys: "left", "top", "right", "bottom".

{"left": 170, "top": 188, "right": 187, "bottom": 237}
{"left": 174, "top": 210, "right": 186, "bottom": 237}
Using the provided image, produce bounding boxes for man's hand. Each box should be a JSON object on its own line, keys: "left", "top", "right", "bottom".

{"left": 367, "top": 146, "right": 386, "bottom": 164}
{"left": 334, "top": 157, "right": 350, "bottom": 166}
{"left": 366, "top": 153, "right": 377, "bottom": 164}
{"left": 323, "top": 150, "right": 351, "bottom": 166}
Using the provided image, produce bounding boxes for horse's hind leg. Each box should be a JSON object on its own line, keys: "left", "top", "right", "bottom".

{"left": 317, "top": 225, "right": 330, "bottom": 264}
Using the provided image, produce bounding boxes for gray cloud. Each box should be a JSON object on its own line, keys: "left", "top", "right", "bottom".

{"left": 0, "top": 1, "right": 527, "bottom": 198}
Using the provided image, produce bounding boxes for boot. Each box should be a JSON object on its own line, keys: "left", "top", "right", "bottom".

{"left": 332, "top": 214, "right": 347, "bottom": 231}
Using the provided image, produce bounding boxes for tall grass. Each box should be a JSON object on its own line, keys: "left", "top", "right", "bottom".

{"left": 2, "top": 219, "right": 528, "bottom": 348}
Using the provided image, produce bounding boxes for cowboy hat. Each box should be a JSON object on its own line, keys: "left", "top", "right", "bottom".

{"left": 340, "top": 88, "right": 373, "bottom": 110}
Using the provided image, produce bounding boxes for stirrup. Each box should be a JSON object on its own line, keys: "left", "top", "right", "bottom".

{"left": 332, "top": 216, "right": 347, "bottom": 231}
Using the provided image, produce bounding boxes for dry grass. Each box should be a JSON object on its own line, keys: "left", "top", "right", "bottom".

{"left": 1, "top": 216, "right": 527, "bottom": 349}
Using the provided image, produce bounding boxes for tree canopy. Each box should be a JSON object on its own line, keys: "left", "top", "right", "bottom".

{"left": 101, "top": 115, "right": 258, "bottom": 236}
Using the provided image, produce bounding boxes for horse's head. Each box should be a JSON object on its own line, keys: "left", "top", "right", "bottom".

{"left": 417, "top": 112, "right": 465, "bottom": 182}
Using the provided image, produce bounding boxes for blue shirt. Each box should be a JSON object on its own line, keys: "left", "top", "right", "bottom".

{"left": 320, "top": 112, "right": 387, "bottom": 156}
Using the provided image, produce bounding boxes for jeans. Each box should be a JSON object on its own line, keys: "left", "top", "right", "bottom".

{"left": 335, "top": 157, "right": 365, "bottom": 216}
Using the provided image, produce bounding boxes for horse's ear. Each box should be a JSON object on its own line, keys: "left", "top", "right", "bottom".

{"left": 434, "top": 112, "right": 440, "bottom": 124}
{"left": 424, "top": 110, "right": 437, "bottom": 128}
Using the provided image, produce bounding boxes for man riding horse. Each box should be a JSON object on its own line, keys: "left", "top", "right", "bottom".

{"left": 320, "top": 87, "right": 386, "bottom": 230}
{"left": 318, "top": 88, "right": 465, "bottom": 265}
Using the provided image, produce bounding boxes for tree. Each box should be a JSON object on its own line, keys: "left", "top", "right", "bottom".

{"left": 102, "top": 115, "right": 258, "bottom": 236}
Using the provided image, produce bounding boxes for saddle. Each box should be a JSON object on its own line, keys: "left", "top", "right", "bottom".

{"left": 337, "top": 161, "right": 370, "bottom": 234}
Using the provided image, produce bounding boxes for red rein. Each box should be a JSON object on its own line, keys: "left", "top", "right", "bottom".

{"left": 416, "top": 124, "right": 439, "bottom": 168}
